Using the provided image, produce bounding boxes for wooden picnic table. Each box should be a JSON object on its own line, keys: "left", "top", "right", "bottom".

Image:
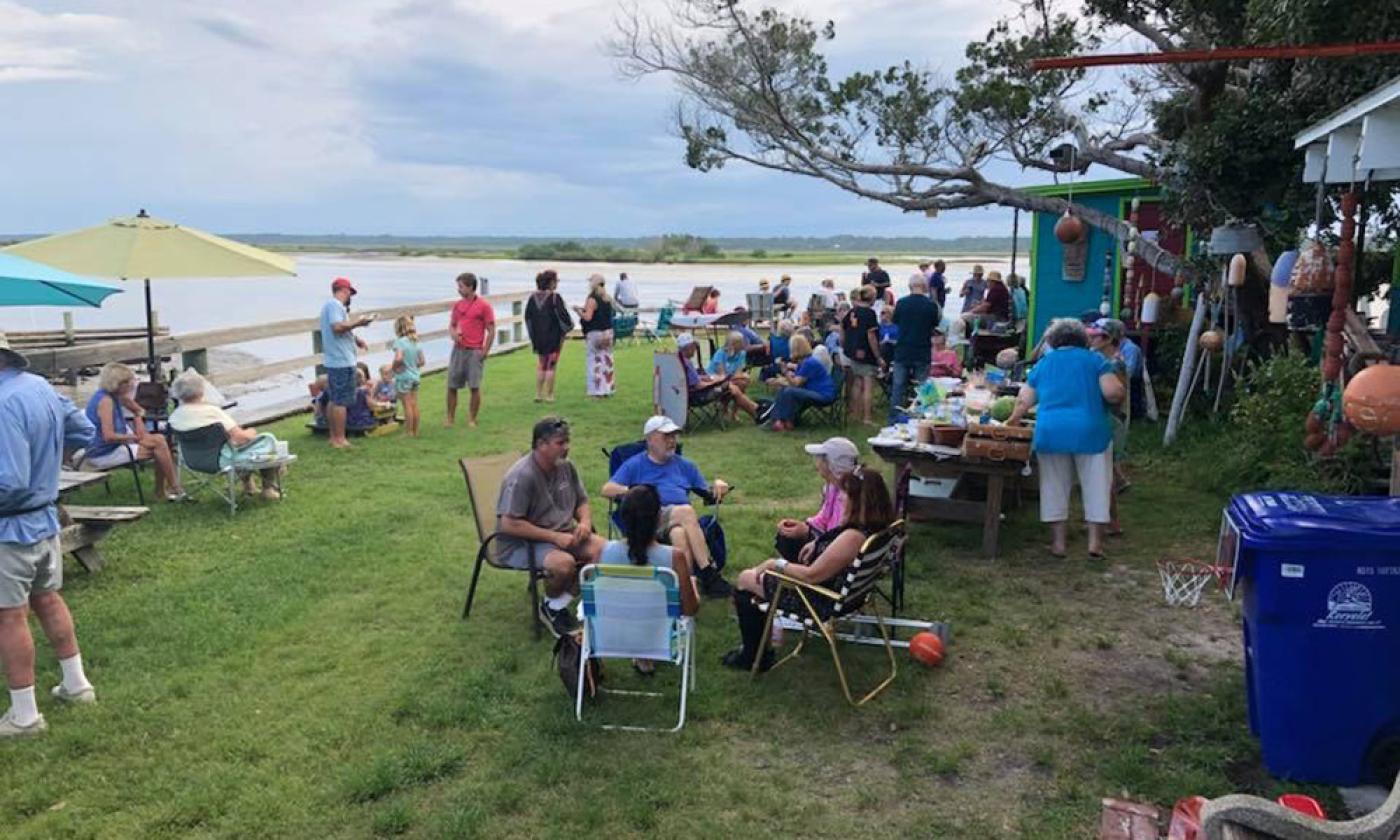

{"left": 870, "top": 439, "right": 1031, "bottom": 559}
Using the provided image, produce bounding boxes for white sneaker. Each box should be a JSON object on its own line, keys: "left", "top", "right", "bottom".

{"left": 51, "top": 684, "right": 97, "bottom": 704}
{"left": 0, "top": 710, "right": 47, "bottom": 738}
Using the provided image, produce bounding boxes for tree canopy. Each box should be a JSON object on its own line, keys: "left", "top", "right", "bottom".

{"left": 612, "top": 0, "right": 1400, "bottom": 278}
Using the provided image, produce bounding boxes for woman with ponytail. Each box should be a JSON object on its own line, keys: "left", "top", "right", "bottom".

{"left": 599, "top": 484, "right": 699, "bottom": 673}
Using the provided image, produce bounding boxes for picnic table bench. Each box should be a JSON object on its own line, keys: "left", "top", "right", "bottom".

{"left": 58, "top": 506, "right": 149, "bottom": 572}
{"left": 57, "top": 470, "right": 148, "bottom": 572}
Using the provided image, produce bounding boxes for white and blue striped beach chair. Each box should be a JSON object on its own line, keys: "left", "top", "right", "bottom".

{"left": 576, "top": 564, "right": 695, "bottom": 733}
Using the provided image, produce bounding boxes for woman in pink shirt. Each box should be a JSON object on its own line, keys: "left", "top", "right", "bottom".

{"left": 929, "top": 329, "right": 963, "bottom": 378}
{"left": 773, "top": 436, "right": 859, "bottom": 561}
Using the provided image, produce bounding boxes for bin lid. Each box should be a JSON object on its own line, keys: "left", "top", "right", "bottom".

{"left": 1227, "top": 492, "right": 1400, "bottom": 549}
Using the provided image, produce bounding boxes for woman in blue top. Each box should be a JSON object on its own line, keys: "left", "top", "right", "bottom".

{"left": 82, "top": 363, "right": 184, "bottom": 500}
{"left": 600, "top": 484, "right": 700, "bottom": 673}
{"left": 1006, "top": 319, "right": 1125, "bottom": 559}
{"left": 764, "top": 334, "right": 836, "bottom": 432}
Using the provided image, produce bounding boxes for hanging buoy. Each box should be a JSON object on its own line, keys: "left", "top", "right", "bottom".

{"left": 1343, "top": 364, "right": 1400, "bottom": 436}
{"left": 1290, "top": 240, "right": 1332, "bottom": 293}
{"left": 1268, "top": 285, "right": 1289, "bottom": 324}
{"left": 1054, "top": 212, "right": 1085, "bottom": 243}
{"left": 1228, "top": 254, "right": 1247, "bottom": 287}
{"left": 1199, "top": 330, "right": 1225, "bottom": 353}
{"left": 1271, "top": 250, "right": 1298, "bottom": 287}
{"left": 1099, "top": 299, "right": 1111, "bottom": 316}
{"left": 1141, "top": 292, "right": 1161, "bottom": 324}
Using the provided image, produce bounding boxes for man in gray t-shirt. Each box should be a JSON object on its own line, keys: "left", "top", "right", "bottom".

{"left": 495, "top": 417, "right": 605, "bottom": 636}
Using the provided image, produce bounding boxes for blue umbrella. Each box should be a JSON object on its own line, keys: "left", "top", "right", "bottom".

{"left": 0, "top": 253, "right": 123, "bottom": 308}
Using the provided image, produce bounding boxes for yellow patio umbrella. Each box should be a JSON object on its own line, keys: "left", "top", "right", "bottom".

{"left": 3, "top": 209, "right": 297, "bottom": 376}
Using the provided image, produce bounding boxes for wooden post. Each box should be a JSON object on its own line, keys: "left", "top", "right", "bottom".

{"left": 311, "top": 330, "right": 325, "bottom": 377}
{"left": 63, "top": 312, "right": 75, "bottom": 345}
{"left": 183, "top": 348, "right": 209, "bottom": 375}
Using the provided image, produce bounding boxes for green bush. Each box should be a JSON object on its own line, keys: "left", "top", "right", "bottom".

{"left": 1166, "top": 352, "right": 1375, "bottom": 495}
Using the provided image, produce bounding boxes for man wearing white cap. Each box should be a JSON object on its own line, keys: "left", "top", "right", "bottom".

{"left": 775, "top": 437, "right": 859, "bottom": 562}
{"left": 0, "top": 333, "right": 100, "bottom": 737}
{"left": 602, "top": 416, "right": 733, "bottom": 598}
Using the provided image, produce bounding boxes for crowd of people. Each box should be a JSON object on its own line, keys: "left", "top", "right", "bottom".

{"left": 496, "top": 413, "right": 890, "bottom": 676}
{"left": 0, "top": 255, "right": 1069, "bottom": 738}
{"left": 310, "top": 258, "right": 1028, "bottom": 448}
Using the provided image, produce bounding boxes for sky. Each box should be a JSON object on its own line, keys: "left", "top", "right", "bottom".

{"left": 1, "top": 0, "right": 1069, "bottom": 239}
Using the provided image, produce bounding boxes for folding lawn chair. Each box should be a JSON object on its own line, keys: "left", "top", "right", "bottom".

{"left": 174, "top": 424, "right": 241, "bottom": 514}
{"left": 652, "top": 351, "right": 731, "bottom": 432}
{"left": 175, "top": 424, "right": 294, "bottom": 514}
{"left": 797, "top": 363, "right": 847, "bottom": 429}
{"left": 612, "top": 310, "right": 639, "bottom": 344}
{"left": 459, "top": 454, "right": 548, "bottom": 640}
{"left": 575, "top": 564, "right": 696, "bottom": 732}
{"left": 75, "top": 444, "right": 149, "bottom": 505}
{"left": 745, "top": 292, "right": 775, "bottom": 326}
{"left": 750, "top": 520, "right": 950, "bottom": 707}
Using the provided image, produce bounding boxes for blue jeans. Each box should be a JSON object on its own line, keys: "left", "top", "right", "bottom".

{"left": 772, "top": 386, "right": 827, "bottom": 423}
{"left": 888, "top": 361, "right": 924, "bottom": 423}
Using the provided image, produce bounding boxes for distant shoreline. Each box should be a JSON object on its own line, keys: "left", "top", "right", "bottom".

{"left": 259, "top": 245, "right": 1015, "bottom": 266}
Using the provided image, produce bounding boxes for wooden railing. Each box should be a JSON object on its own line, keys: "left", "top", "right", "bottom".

{"left": 25, "top": 292, "right": 532, "bottom": 387}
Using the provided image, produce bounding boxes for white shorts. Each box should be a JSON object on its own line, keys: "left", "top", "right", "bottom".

{"left": 1037, "top": 447, "right": 1113, "bottom": 524}
{"left": 82, "top": 444, "right": 140, "bottom": 470}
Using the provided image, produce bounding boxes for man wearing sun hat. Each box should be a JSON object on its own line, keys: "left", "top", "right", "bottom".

{"left": 319, "top": 277, "right": 373, "bottom": 449}
{"left": 0, "top": 332, "right": 100, "bottom": 738}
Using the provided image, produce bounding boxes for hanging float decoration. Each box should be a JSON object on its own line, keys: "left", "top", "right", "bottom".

{"left": 1343, "top": 364, "right": 1400, "bottom": 436}
{"left": 1303, "top": 193, "right": 1359, "bottom": 457}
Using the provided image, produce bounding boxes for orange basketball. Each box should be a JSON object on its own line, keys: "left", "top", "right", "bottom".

{"left": 909, "top": 632, "right": 945, "bottom": 667}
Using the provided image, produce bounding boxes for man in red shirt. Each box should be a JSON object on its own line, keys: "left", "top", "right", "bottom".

{"left": 447, "top": 273, "right": 495, "bottom": 427}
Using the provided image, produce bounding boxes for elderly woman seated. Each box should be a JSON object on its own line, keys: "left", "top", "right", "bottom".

{"left": 168, "top": 370, "right": 288, "bottom": 500}
{"left": 722, "top": 468, "right": 894, "bottom": 671}
{"left": 774, "top": 437, "right": 859, "bottom": 562}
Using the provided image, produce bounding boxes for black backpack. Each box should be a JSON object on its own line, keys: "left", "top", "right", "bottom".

{"left": 554, "top": 632, "right": 601, "bottom": 701}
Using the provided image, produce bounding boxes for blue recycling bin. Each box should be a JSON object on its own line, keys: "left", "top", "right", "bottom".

{"left": 1220, "top": 492, "right": 1400, "bottom": 785}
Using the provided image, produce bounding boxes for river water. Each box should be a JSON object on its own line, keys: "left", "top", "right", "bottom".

{"left": 1, "top": 253, "right": 1023, "bottom": 417}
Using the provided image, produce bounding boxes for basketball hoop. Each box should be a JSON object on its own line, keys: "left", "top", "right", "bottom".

{"left": 1156, "top": 559, "right": 1230, "bottom": 607}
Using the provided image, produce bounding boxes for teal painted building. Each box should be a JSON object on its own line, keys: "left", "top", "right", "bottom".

{"left": 1023, "top": 178, "right": 1186, "bottom": 350}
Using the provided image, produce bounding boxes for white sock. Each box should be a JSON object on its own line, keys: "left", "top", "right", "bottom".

{"left": 8, "top": 686, "right": 39, "bottom": 725}
{"left": 546, "top": 594, "right": 572, "bottom": 611}
{"left": 59, "top": 654, "right": 92, "bottom": 692}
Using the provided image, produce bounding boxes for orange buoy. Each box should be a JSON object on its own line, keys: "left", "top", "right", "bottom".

{"left": 1343, "top": 364, "right": 1400, "bottom": 436}
{"left": 1054, "top": 212, "right": 1085, "bottom": 244}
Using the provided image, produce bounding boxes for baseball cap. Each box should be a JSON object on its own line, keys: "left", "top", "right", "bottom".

{"left": 803, "top": 437, "right": 859, "bottom": 474}
{"left": 643, "top": 415, "right": 682, "bottom": 435}
{"left": 1092, "top": 318, "right": 1125, "bottom": 342}
{"left": 675, "top": 333, "right": 695, "bottom": 349}
{"left": 0, "top": 330, "right": 29, "bottom": 369}
{"left": 331, "top": 277, "right": 357, "bottom": 295}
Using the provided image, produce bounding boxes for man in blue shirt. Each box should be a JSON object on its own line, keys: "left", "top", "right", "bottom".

{"left": 927, "top": 259, "right": 948, "bottom": 308}
{"left": 890, "top": 276, "right": 940, "bottom": 422}
{"left": 602, "top": 416, "right": 732, "bottom": 597}
{"left": 0, "top": 334, "right": 100, "bottom": 738}
{"left": 319, "top": 277, "right": 372, "bottom": 449}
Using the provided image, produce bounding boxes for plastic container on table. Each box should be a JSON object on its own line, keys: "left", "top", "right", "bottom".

{"left": 1219, "top": 492, "right": 1400, "bottom": 785}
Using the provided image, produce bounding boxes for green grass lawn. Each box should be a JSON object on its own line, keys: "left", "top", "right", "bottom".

{"left": 2, "top": 343, "right": 1326, "bottom": 838}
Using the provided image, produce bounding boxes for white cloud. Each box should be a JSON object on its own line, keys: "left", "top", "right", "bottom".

{"left": 1, "top": 0, "right": 1025, "bottom": 236}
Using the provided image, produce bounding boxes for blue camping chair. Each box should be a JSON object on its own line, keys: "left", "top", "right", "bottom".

{"left": 576, "top": 563, "right": 696, "bottom": 732}
{"left": 600, "top": 441, "right": 728, "bottom": 571}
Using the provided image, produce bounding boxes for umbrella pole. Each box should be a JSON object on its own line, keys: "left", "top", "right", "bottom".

{"left": 143, "top": 277, "right": 158, "bottom": 380}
